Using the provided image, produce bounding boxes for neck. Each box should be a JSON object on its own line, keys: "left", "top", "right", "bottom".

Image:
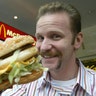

{"left": 49, "top": 58, "right": 79, "bottom": 81}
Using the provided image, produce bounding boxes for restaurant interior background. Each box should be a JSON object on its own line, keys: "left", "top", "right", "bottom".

{"left": 0, "top": 0, "right": 96, "bottom": 70}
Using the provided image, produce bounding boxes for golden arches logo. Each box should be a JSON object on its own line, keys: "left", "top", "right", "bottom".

{"left": 0, "top": 24, "right": 7, "bottom": 38}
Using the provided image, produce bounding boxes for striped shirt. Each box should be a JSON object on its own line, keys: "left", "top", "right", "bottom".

{"left": 1, "top": 59, "right": 96, "bottom": 96}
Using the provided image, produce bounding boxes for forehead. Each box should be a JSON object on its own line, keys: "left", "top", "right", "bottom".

{"left": 36, "top": 12, "right": 70, "bottom": 29}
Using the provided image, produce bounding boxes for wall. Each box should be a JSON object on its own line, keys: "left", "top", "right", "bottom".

{"left": 76, "top": 25, "right": 96, "bottom": 60}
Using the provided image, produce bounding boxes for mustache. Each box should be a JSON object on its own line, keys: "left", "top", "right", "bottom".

{"left": 39, "top": 50, "right": 60, "bottom": 57}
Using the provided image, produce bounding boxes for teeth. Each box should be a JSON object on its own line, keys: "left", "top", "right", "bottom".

{"left": 44, "top": 55, "right": 51, "bottom": 58}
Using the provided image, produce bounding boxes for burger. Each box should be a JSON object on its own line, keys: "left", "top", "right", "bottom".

{"left": 0, "top": 35, "right": 46, "bottom": 90}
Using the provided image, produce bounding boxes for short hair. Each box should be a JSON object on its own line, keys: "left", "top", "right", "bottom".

{"left": 37, "top": 1, "right": 81, "bottom": 36}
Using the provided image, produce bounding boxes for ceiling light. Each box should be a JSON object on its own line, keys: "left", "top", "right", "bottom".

{"left": 14, "top": 16, "right": 18, "bottom": 19}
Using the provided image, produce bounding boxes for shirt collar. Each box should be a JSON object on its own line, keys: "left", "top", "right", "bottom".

{"left": 37, "top": 71, "right": 51, "bottom": 89}
{"left": 76, "top": 59, "right": 92, "bottom": 95}
{"left": 37, "top": 59, "right": 92, "bottom": 95}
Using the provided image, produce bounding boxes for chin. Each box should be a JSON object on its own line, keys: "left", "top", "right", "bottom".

{"left": 42, "top": 63, "right": 59, "bottom": 71}
{"left": 42, "top": 57, "right": 61, "bottom": 70}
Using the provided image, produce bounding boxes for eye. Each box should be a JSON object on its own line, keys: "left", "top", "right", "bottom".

{"left": 52, "top": 34, "right": 61, "bottom": 40}
{"left": 36, "top": 35, "right": 44, "bottom": 42}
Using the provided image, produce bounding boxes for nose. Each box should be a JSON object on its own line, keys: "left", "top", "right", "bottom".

{"left": 41, "top": 39, "right": 52, "bottom": 51}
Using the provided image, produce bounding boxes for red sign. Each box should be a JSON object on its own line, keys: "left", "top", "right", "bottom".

{"left": 0, "top": 21, "right": 35, "bottom": 40}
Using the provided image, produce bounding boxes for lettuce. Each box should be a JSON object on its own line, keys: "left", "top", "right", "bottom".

{"left": 0, "top": 49, "right": 48, "bottom": 84}
{"left": 7, "top": 50, "right": 48, "bottom": 84}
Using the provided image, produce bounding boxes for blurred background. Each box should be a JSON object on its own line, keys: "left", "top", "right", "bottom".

{"left": 0, "top": 0, "right": 96, "bottom": 61}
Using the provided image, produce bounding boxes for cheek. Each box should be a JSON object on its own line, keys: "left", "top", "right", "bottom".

{"left": 55, "top": 42, "right": 72, "bottom": 57}
{"left": 54, "top": 44, "right": 64, "bottom": 57}
{"left": 55, "top": 42, "right": 65, "bottom": 51}
{"left": 36, "top": 42, "right": 41, "bottom": 50}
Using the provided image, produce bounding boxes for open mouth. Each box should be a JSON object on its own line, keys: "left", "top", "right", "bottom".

{"left": 42, "top": 54, "right": 58, "bottom": 59}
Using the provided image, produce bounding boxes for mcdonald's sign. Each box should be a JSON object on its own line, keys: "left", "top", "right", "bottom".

{"left": 0, "top": 21, "right": 31, "bottom": 40}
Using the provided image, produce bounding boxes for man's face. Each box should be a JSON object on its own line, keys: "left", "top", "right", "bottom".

{"left": 36, "top": 13, "right": 77, "bottom": 71}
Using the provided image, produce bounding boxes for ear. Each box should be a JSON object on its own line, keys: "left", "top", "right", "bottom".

{"left": 74, "top": 32, "right": 83, "bottom": 50}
